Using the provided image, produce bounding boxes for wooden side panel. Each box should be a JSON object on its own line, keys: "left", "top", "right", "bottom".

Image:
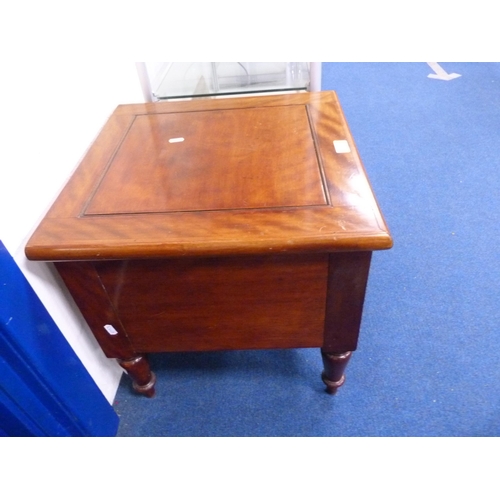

{"left": 95, "top": 255, "right": 328, "bottom": 352}
{"left": 55, "top": 262, "right": 135, "bottom": 359}
{"left": 323, "top": 252, "right": 372, "bottom": 353}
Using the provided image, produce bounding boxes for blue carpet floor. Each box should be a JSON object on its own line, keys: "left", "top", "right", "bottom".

{"left": 113, "top": 63, "right": 500, "bottom": 436}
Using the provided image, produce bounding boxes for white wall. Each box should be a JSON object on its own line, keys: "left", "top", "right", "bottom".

{"left": 0, "top": 62, "right": 145, "bottom": 403}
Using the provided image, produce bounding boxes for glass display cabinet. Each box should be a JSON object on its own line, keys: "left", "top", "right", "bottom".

{"left": 136, "top": 62, "right": 321, "bottom": 101}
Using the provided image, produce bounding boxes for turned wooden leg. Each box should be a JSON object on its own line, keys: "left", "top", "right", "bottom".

{"left": 321, "top": 350, "right": 352, "bottom": 394}
{"left": 321, "top": 252, "right": 372, "bottom": 394}
{"left": 118, "top": 355, "right": 156, "bottom": 398}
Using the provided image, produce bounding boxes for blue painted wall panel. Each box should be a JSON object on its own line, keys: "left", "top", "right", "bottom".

{"left": 0, "top": 241, "right": 119, "bottom": 436}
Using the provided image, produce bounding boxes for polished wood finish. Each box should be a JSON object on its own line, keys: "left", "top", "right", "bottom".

{"left": 26, "top": 91, "right": 393, "bottom": 397}
{"left": 25, "top": 92, "right": 391, "bottom": 261}
{"left": 118, "top": 356, "right": 156, "bottom": 398}
{"left": 86, "top": 106, "right": 326, "bottom": 214}
{"left": 94, "top": 254, "right": 327, "bottom": 353}
{"left": 321, "top": 351, "right": 352, "bottom": 394}
{"left": 55, "top": 261, "right": 135, "bottom": 360}
{"left": 323, "top": 252, "right": 372, "bottom": 353}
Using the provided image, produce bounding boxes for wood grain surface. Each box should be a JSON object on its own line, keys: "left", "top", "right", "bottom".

{"left": 94, "top": 254, "right": 328, "bottom": 352}
{"left": 25, "top": 92, "right": 392, "bottom": 261}
{"left": 25, "top": 91, "right": 394, "bottom": 396}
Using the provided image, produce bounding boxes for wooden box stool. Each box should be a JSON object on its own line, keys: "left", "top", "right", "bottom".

{"left": 26, "top": 91, "right": 392, "bottom": 397}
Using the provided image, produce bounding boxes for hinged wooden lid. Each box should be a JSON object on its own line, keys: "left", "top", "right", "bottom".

{"left": 26, "top": 92, "right": 392, "bottom": 261}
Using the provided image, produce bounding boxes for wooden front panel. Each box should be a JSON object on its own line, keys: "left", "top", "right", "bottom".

{"left": 94, "top": 254, "right": 328, "bottom": 352}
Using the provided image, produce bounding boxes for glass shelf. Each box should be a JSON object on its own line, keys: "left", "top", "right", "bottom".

{"left": 149, "top": 62, "right": 311, "bottom": 99}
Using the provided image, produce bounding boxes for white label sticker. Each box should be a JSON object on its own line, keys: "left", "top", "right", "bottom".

{"left": 104, "top": 324, "right": 118, "bottom": 335}
{"left": 333, "top": 140, "right": 351, "bottom": 153}
{"left": 168, "top": 137, "right": 185, "bottom": 143}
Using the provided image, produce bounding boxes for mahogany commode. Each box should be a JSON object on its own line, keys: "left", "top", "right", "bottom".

{"left": 25, "top": 91, "right": 392, "bottom": 397}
